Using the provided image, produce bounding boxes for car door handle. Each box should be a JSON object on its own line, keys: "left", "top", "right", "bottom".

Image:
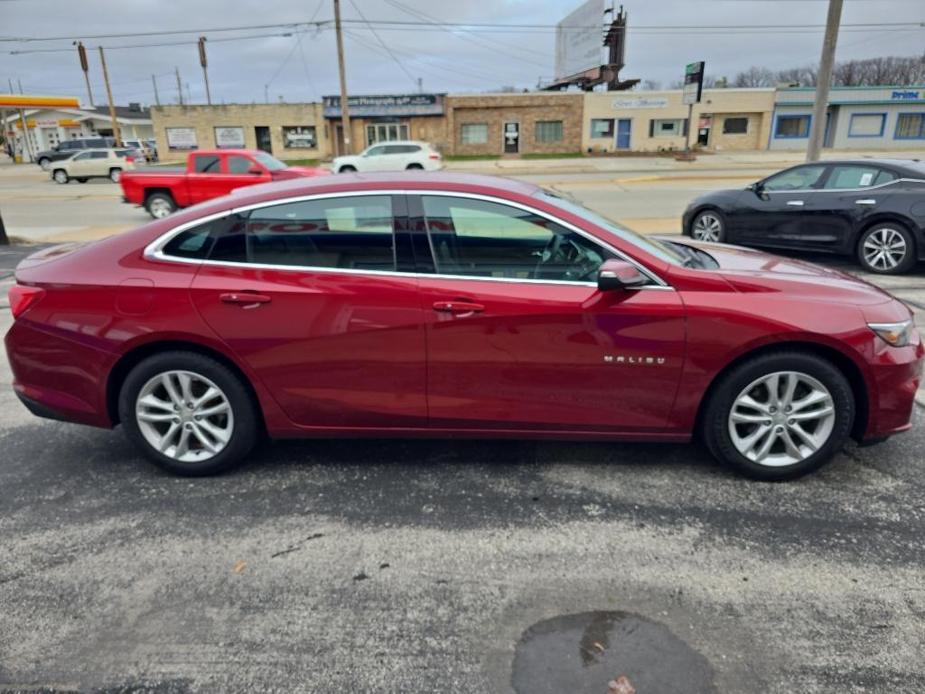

{"left": 786, "top": 200, "right": 805, "bottom": 207}
{"left": 220, "top": 292, "right": 272, "bottom": 308}
{"left": 855, "top": 199, "right": 877, "bottom": 206}
{"left": 432, "top": 300, "right": 485, "bottom": 315}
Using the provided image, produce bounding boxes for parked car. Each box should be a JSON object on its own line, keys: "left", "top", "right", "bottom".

{"left": 35, "top": 137, "right": 115, "bottom": 171}
{"left": 50, "top": 148, "right": 137, "bottom": 184}
{"left": 123, "top": 138, "right": 154, "bottom": 162}
{"left": 144, "top": 139, "right": 159, "bottom": 161}
{"left": 682, "top": 159, "right": 925, "bottom": 275}
{"left": 120, "top": 148, "right": 330, "bottom": 219}
{"left": 333, "top": 140, "right": 442, "bottom": 173}
{"left": 6, "top": 173, "right": 921, "bottom": 479}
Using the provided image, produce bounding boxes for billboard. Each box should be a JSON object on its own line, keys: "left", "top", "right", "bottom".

{"left": 554, "top": 0, "right": 604, "bottom": 81}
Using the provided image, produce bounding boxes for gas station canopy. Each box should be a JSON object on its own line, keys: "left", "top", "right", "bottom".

{"left": 0, "top": 95, "right": 81, "bottom": 109}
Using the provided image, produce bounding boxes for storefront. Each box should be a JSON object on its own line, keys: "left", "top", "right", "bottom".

{"left": 151, "top": 102, "right": 327, "bottom": 161}
{"left": 582, "top": 88, "right": 774, "bottom": 153}
{"left": 770, "top": 85, "right": 925, "bottom": 150}
{"left": 322, "top": 94, "right": 447, "bottom": 156}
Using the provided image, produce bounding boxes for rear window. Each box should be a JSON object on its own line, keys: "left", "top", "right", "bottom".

{"left": 162, "top": 215, "right": 246, "bottom": 260}
{"left": 193, "top": 155, "right": 221, "bottom": 173}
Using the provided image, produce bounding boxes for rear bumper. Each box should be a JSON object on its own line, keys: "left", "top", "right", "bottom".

{"left": 5, "top": 319, "right": 117, "bottom": 429}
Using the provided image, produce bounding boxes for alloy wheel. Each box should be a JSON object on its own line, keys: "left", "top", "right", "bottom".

{"left": 727, "top": 371, "right": 835, "bottom": 467}
{"left": 135, "top": 370, "right": 234, "bottom": 463}
{"left": 149, "top": 198, "right": 172, "bottom": 218}
{"left": 692, "top": 213, "right": 722, "bottom": 242}
{"left": 53, "top": 170, "right": 68, "bottom": 183}
{"left": 862, "top": 228, "right": 907, "bottom": 272}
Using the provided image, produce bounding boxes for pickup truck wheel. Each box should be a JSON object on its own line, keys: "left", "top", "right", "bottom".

{"left": 38, "top": 157, "right": 51, "bottom": 171}
{"left": 52, "top": 169, "right": 69, "bottom": 184}
{"left": 146, "top": 193, "right": 177, "bottom": 219}
{"left": 109, "top": 167, "right": 122, "bottom": 183}
{"left": 338, "top": 165, "right": 356, "bottom": 173}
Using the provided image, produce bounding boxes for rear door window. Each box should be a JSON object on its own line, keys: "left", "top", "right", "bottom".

{"left": 823, "top": 165, "right": 891, "bottom": 189}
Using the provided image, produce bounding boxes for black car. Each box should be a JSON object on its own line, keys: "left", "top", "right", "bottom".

{"left": 682, "top": 159, "right": 925, "bottom": 274}
{"left": 35, "top": 137, "right": 115, "bottom": 171}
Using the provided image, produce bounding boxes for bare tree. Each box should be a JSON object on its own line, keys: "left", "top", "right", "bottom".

{"left": 732, "top": 66, "right": 776, "bottom": 88}
{"left": 641, "top": 79, "right": 662, "bottom": 91}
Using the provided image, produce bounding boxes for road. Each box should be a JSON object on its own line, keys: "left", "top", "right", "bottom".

{"left": 1, "top": 161, "right": 925, "bottom": 693}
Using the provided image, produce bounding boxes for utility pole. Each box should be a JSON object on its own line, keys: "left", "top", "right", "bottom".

{"left": 7, "top": 78, "right": 13, "bottom": 93}
{"left": 264, "top": 83, "right": 269, "bottom": 104}
{"left": 417, "top": 77, "right": 423, "bottom": 94}
{"left": 175, "top": 67, "right": 184, "bottom": 105}
{"left": 198, "top": 36, "right": 212, "bottom": 105}
{"left": 76, "top": 42, "right": 94, "bottom": 107}
{"left": 98, "top": 46, "right": 122, "bottom": 146}
{"left": 17, "top": 108, "right": 35, "bottom": 162}
{"left": 16, "top": 79, "right": 23, "bottom": 94}
{"left": 333, "top": 0, "right": 353, "bottom": 155}
{"left": 152, "top": 74, "right": 161, "bottom": 106}
{"left": 806, "top": 0, "right": 843, "bottom": 162}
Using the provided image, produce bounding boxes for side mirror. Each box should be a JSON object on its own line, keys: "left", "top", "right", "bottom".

{"left": 248, "top": 166, "right": 264, "bottom": 175}
{"left": 748, "top": 181, "right": 765, "bottom": 194}
{"left": 597, "top": 259, "right": 649, "bottom": 291}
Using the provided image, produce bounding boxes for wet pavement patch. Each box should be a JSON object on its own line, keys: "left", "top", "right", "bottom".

{"left": 512, "top": 611, "right": 717, "bottom": 694}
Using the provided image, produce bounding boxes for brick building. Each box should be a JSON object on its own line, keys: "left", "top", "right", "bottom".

{"left": 444, "top": 92, "right": 583, "bottom": 156}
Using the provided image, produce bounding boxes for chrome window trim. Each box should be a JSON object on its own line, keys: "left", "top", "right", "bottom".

{"left": 143, "top": 188, "right": 673, "bottom": 291}
{"left": 763, "top": 176, "right": 925, "bottom": 195}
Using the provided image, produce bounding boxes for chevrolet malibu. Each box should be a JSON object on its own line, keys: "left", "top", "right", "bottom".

{"left": 5, "top": 173, "right": 922, "bottom": 479}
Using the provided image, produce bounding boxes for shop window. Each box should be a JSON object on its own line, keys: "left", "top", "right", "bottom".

{"left": 460, "top": 123, "right": 489, "bottom": 145}
{"left": 722, "top": 117, "right": 748, "bottom": 134}
{"left": 282, "top": 126, "right": 317, "bottom": 149}
{"left": 649, "top": 119, "right": 686, "bottom": 137}
{"left": 775, "top": 115, "right": 810, "bottom": 138}
{"left": 535, "top": 120, "right": 563, "bottom": 143}
{"left": 590, "top": 119, "right": 614, "bottom": 138}
{"left": 366, "top": 123, "right": 409, "bottom": 145}
{"left": 848, "top": 113, "right": 886, "bottom": 138}
{"left": 894, "top": 113, "right": 925, "bottom": 139}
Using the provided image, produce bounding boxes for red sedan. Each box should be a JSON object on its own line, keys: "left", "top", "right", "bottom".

{"left": 5, "top": 173, "right": 922, "bottom": 479}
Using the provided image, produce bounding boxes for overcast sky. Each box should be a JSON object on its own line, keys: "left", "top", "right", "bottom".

{"left": 1, "top": 0, "right": 923, "bottom": 106}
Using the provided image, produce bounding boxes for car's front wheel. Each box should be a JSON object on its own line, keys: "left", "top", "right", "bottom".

{"left": 857, "top": 224, "right": 916, "bottom": 275}
{"left": 109, "top": 167, "right": 122, "bottom": 183}
{"left": 118, "top": 351, "right": 259, "bottom": 476}
{"left": 702, "top": 351, "right": 854, "bottom": 480}
{"left": 690, "top": 210, "right": 725, "bottom": 243}
{"left": 52, "top": 169, "right": 69, "bottom": 184}
{"left": 38, "top": 157, "right": 51, "bottom": 171}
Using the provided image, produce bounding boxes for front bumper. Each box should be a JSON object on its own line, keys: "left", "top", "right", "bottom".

{"left": 863, "top": 339, "right": 924, "bottom": 441}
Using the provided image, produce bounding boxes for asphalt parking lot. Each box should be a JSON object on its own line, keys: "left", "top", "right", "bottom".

{"left": 1, "top": 163, "right": 925, "bottom": 693}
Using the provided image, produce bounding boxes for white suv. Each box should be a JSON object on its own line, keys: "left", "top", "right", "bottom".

{"left": 333, "top": 141, "right": 443, "bottom": 173}
{"left": 51, "top": 148, "right": 137, "bottom": 184}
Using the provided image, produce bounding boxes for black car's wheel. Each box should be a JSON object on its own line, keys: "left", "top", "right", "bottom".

{"left": 38, "top": 157, "right": 51, "bottom": 171}
{"left": 118, "top": 351, "right": 259, "bottom": 476}
{"left": 690, "top": 210, "right": 726, "bottom": 243}
{"left": 338, "top": 165, "right": 356, "bottom": 173}
{"left": 857, "top": 224, "right": 916, "bottom": 275}
{"left": 145, "top": 192, "right": 177, "bottom": 219}
{"left": 702, "top": 351, "right": 854, "bottom": 481}
{"left": 52, "top": 169, "right": 69, "bottom": 184}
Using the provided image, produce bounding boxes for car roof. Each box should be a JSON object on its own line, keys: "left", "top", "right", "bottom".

{"left": 226, "top": 171, "right": 540, "bottom": 206}
{"left": 366, "top": 140, "right": 427, "bottom": 147}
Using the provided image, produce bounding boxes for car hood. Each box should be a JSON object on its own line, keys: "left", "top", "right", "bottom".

{"left": 271, "top": 166, "right": 331, "bottom": 180}
{"left": 681, "top": 240, "right": 896, "bottom": 307}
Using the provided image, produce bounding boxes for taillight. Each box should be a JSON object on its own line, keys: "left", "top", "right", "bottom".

{"left": 125, "top": 155, "right": 135, "bottom": 163}
{"left": 429, "top": 153, "right": 441, "bottom": 160}
{"left": 8, "top": 285, "right": 45, "bottom": 319}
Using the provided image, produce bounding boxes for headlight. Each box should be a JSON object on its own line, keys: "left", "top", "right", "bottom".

{"left": 868, "top": 319, "right": 916, "bottom": 347}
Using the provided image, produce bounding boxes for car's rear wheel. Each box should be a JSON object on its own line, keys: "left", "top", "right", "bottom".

{"left": 52, "top": 169, "right": 69, "bottom": 184}
{"left": 38, "top": 157, "right": 51, "bottom": 171}
{"left": 145, "top": 192, "right": 177, "bottom": 219}
{"left": 118, "top": 351, "right": 259, "bottom": 476}
{"left": 690, "top": 210, "right": 725, "bottom": 243}
{"left": 406, "top": 163, "right": 424, "bottom": 170}
{"left": 702, "top": 352, "right": 854, "bottom": 480}
{"left": 76, "top": 178, "right": 88, "bottom": 183}
{"left": 109, "top": 167, "right": 122, "bottom": 183}
{"left": 338, "top": 165, "right": 356, "bottom": 173}
{"left": 857, "top": 224, "right": 916, "bottom": 275}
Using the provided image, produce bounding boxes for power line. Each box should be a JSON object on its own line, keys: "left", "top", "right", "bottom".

{"left": 347, "top": 0, "right": 417, "bottom": 86}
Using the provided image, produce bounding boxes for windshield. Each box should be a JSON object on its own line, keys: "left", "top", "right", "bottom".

{"left": 536, "top": 190, "right": 686, "bottom": 266}
{"left": 253, "top": 152, "right": 287, "bottom": 171}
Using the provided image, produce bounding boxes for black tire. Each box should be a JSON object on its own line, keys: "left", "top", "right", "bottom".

{"left": 52, "top": 169, "right": 69, "bottom": 184}
{"left": 856, "top": 223, "right": 916, "bottom": 275}
{"left": 338, "top": 165, "right": 356, "bottom": 173}
{"left": 109, "top": 167, "right": 122, "bottom": 183}
{"left": 701, "top": 351, "right": 854, "bottom": 481}
{"left": 145, "top": 192, "right": 177, "bottom": 219}
{"left": 38, "top": 157, "right": 51, "bottom": 171}
{"left": 690, "top": 209, "right": 726, "bottom": 243}
{"left": 118, "top": 351, "right": 259, "bottom": 476}
{"left": 76, "top": 178, "right": 88, "bottom": 183}
{"left": 405, "top": 163, "right": 424, "bottom": 170}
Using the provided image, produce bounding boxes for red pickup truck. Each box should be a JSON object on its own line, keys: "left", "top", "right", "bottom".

{"left": 120, "top": 149, "right": 329, "bottom": 218}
